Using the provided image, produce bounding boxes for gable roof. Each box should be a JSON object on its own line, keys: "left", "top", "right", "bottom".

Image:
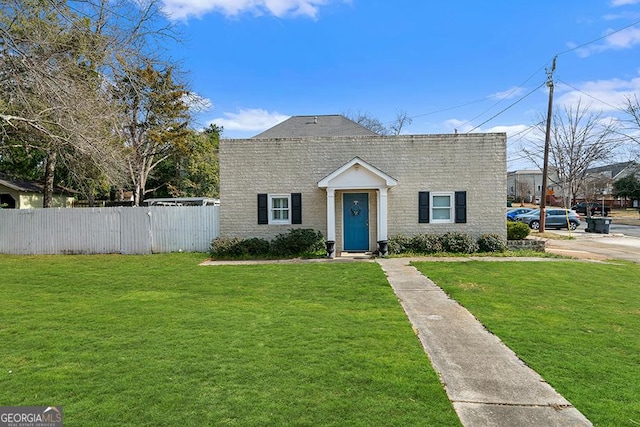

{"left": 0, "top": 175, "right": 74, "bottom": 195}
{"left": 0, "top": 176, "right": 42, "bottom": 193}
{"left": 318, "top": 157, "right": 397, "bottom": 189}
{"left": 586, "top": 161, "right": 639, "bottom": 179}
{"left": 252, "top": 115, "right": 379, "bottom": 138}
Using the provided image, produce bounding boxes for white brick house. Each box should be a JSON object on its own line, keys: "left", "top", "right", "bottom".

{"left": 219, "top": 115, "right": 506, "bottom": 257}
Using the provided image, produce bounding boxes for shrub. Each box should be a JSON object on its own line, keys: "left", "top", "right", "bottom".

{"left": 210, "top": 237, "right": 245, "bottom": 258}
{"left": 270, "top": 228, "right": 325, "bottom": 257}
{"left": 410, "top": 234, "right": 444, "bottom": 254}
{"left": 209, "top": 237, "right": 270, "bottom": 258}
{"left": 507, "top": 221, "right": 530, "bottom": 240}
{"left": 240, "top": 237, "right": 271, "bottom": 256}
{"left": 388, "top": 235, "right": 411, "bottom": 254}
{"left": 477, "top": 233, "right": 507, "bottom": 253}
{"left": 441, "top": 232, "right": 478, "bottom": 254}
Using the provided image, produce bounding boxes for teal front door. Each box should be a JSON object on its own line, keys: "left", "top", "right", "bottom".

{"left": 343, "top": 193, "right": 369, "bottom": 251}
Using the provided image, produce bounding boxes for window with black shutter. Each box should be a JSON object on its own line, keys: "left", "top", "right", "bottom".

{"left": 258, "top": 193, "right": 302, "bottom": 225}
{"left": 257, "top": 193, "right": 268, "bottom": 224}
{"left": 455, "top": 191, "right": 467, "bottom": 223}
{"left": 291, "top": 193, "right": 302, "bottom": 224}
{"left": 418, "top": 191, "right": 430, "bottom": 223}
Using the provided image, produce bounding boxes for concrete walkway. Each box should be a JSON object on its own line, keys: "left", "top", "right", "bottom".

{"left": 376, "top": 257, "right": 593, "bottom": 427}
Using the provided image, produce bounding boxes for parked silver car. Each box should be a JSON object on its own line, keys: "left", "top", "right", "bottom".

{"left": 514, "top": 208, "right": 582, "bottom": 230}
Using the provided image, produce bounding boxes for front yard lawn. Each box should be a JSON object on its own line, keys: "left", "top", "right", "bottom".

{"left": 413, "top": 260, "right": 640, "bottom": 427}
{"left": 0, "top": 254, "right": 459, "bottom": 427}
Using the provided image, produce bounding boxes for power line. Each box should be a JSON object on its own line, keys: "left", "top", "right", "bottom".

{"left": 408, "top": 98, "right": 488, "bottom": 119}
{"left": 466, "top": 82, "right": 545, "bottom": 133}
{"left": 454, "top": 64, "right": 549, "bottom": 131}
{"left": 556, "top": 79, "right": 629, "bottom": 113}
{"left": 555, "top": 18, "right": 640, "bottom": 57}
{"left": 507, "top": 123, "right": 542, "bottom": 145}
{"left": 461, "top": 15, "right": 640, "bottom": 131}
{"left": 381, "top": 57, "right": 550, "bottom": 128}
{"left": 379, "top": 97, "right": 490, "bottom": 127}
{"left": 384, "top": 18, "right": 640, "bottom": 132}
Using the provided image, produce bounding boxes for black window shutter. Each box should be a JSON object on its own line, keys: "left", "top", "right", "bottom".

{"left": 257, "top": 193, "right": 268, "bottom": 224}
{"left": 455, "top": 191, "right": 467, "bottom": 223}
{"left": 291, "top": 193, "right": 302, "bottom": 224}
{"left": 418, "top": 191, "right": 430, "bottom": 223}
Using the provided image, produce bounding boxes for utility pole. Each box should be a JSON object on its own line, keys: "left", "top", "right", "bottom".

{"left": 540, "top": 56, "right": 556, "bottom": 232}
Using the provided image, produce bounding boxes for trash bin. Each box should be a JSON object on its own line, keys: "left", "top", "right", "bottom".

{"left": 585, "top": 217, "right": 612, "bottom": 233}
{"left": 593, "top": 217, "right": 612, "bottom": 233}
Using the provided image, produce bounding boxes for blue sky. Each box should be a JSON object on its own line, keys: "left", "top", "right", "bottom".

{"left": 161, "top": 0, "right": 640, "bottom": 169}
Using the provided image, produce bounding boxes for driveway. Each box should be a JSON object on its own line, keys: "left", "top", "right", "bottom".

{"left": 609, "top": 223, "right": 640, "bottom": 238}
{"left": 542, "top": 227, "right": 640, "bottom": 263}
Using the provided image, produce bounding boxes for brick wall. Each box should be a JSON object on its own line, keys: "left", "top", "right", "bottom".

{"left": 220, "top": 134, "right": 506, "bottom": 246}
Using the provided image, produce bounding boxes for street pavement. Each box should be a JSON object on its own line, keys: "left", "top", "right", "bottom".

{"left": 542, "top": 226, "right": 640, "bottom": 263}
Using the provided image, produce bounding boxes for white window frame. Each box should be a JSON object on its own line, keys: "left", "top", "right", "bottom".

{"left": 268, "top": 194, "right": 291, "bottom": 225}
{"left": 431, "top": 192, "right": 454, "bottom": 223}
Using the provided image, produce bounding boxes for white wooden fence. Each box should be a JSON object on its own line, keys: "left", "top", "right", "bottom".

{"left": 0, "top": 206, "right": 220, "bottom": 255}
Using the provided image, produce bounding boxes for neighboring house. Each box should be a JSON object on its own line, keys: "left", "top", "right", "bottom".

{"left": 507, "top": 168, "right": 564, "bottom": 205}
{"left": 507, "top": 170, "right": 543, "bottom": 203}
{"left": 586, "top": 161, "right": 639, "bottom": 181}
{"left": 0, "top": 176, "right": 74, "bottom": 209}
{"left": 577, "top": 161, "right": 640, "bottom": 207}
{"left": 219, "top": 115, "right": 506, "bottom": 257}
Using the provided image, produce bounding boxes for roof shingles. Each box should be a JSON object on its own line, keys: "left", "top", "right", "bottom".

{"left": 252, "top": 115, "right": 379, "bottom": 138}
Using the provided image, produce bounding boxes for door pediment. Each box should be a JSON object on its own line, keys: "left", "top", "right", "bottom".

{"left": 318, "top": 157, "right": 397, "bottom": 190}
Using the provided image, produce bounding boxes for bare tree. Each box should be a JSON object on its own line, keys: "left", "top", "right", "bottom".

{"left": 0, "top": 0, "right": 129, "bottom": 206}
{"left": 344, "top": 111, "right": 389, "bottom": 135}
{"left": 622, "top": 94, "right": 640, "bottom": 157}
{"left": 388, "top": 110, "right": 413, "bottom": 135}
{"left": 523, "top": 100, "right": 623, "bottom": 205}
{"left": 516, "top": 180, "right": 532, "bottom": 206}
{"left": 578, "top": 174, "right": 613, "bottom": 205}
{"left": 0, "top": 0, "right": 179, "bottom": 206}
{"left": 344, "top": 110, "right": 413, "bottom": 135}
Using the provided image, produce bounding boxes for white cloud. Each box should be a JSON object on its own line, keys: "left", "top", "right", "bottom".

{"left": 571, "top": 26, "right": 640, "bottom": 57}
{"left": 442, "top": 118, "right": 530, "bottom": 137}
{"left": 602, "top": 26, "right": 640, "bottom": 48}
{"left": 442, "top": 118, "right": 474, "bottom": 134}
{"left": 485, "top": 124, "right": 531, "bottom": 138}
{"left": 209, "top": 108, "right": 289, "bottom": 134}
{"left": 161, "top": 0, "right": 334, "bottom": 21}
{"left": 611, "top": 0, "right": 640, "bottom": 6}
{"left": 445, "top": 118, "right": 530, "bottom": 137}
{"left": 556, "top": 75, "right": 640, "bottom": 112}
{"left": 490, "top": 86, "right": 525, "bottom": 101}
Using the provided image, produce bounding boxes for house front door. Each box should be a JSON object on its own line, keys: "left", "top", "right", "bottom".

{"left": 343, "top": 193, "right": 369, "bottom": 251}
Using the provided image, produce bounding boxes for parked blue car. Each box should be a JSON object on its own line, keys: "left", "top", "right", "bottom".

{"left": 507, "top": 207, "right": 534, "bottom": 221}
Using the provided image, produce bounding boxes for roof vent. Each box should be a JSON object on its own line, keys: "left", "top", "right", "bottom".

{"left": 314, "top": 116, "right": 318, "bottom": 124}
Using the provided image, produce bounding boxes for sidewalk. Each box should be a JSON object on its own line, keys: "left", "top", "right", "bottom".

{"left": 377, "top": 257, "right": 593, "bottom": 427}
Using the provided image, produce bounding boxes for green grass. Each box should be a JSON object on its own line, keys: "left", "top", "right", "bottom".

{"left": 412, "top": 260, "right": 640, "bottom": 427}
{"left": 0, "top": 254, "right": 460, "bottom": 427}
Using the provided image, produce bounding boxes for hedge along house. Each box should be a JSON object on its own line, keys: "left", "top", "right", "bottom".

{"left": 219, "top": 115, "right": 507, "bottom": 257}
